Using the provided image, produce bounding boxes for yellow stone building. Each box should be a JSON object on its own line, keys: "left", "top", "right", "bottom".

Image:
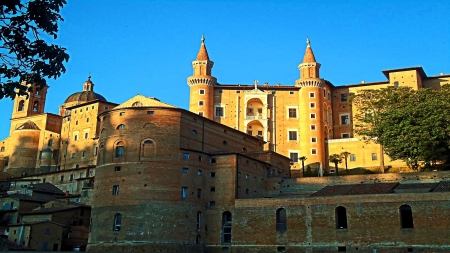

{"left": 187, "top": 37, "right": 450, "bottom": 174}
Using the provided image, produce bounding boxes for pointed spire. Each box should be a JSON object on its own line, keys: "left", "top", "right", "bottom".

{"left": 196, "top": 35, "right": 210, "bottom": 61}
{"left": 302, "top": 37, "right": 316, "bottom": 63}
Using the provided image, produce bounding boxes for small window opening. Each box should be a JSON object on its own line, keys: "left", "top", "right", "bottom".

{"left": 335, "top": 206, "right": 348, "bottom": 229}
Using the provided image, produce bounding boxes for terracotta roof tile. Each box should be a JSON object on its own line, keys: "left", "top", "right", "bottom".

{"left": 302, "top": 45, "right": 316, "bottom": 63}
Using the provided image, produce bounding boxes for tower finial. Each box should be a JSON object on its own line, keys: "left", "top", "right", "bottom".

{"left": 306, "top": 37, "right": 310, "bottom": 47}
{"left": 88, "top": 72, "right": 91, "bottom": 81}
{"left": 201, "top": 34, "right": 205, "bottom": 44}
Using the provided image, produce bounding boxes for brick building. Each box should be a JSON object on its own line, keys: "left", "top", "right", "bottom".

{"left": 0, "top": 38, "right": 448, "bottom": 252}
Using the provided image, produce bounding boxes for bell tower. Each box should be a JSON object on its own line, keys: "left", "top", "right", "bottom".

{"left": 12, "top": 82, "right": 48, "bottom": 119}
{"left": 187, "top": 35, "right": 217, "bottom": 119}
{"left": 296, "top": 38, "right": 326, "bottom": 169}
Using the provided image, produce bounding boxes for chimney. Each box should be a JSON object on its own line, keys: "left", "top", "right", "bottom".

{"left": 65, "top": 191, "right": 69, "bottom": 196}
{"left": 361, "top": 80, "right": 365, "bottom": 84}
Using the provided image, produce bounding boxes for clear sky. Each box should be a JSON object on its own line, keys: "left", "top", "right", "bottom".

{"left": 1, "top": 0, "right": 449, "bottom": 139}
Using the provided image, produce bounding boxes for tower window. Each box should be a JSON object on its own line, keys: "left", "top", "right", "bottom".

{"left": 18, "top": 100, "right": 25, "bottom": 111}
{"left": 310, "top": 102, "right": 315, "bottom": 108}
{"left": 181, "top": 187, "right": 188, "bottom": 199}
{"left": 198, "top": 101, "right": 204, "bottom": 106}
{"left": 215, "top": 106, "right": 224, "bottom": 117}
{"left": 199, "top": 89, "right": 205, "bottom": 95}
{"left": 33, "top": 101, "right": 39, "bottom": 112}
{"left": 340, "top": 114, "right": 350, "bottom": 125}
{"left": 112, "top": 185, "right": 119, "bottom": 195}
{"left": 310, "top": 113, "right": 316, "bottom": 119}
{"left": 341, "top": 93, "right": 348, "bottom": 102}
{"left": 335, "top": 206, "right": 348, "bottom": 229}
{"left": 116, "top": 124, "right": 126, "bottom": 130}
{"left": 310, "top": 124, "right": 316, "bottom": 130}
{"left": 311, "top": 149, "right": 317, "bottom": 155}
{"left": 115, "top": 142, "right": 124, "bottom": 158}
{"left": 311, "top": 137, "right": 317, "bottom": 142}
{"left": 309, "top": 92, "right": 315, "bottom": 98}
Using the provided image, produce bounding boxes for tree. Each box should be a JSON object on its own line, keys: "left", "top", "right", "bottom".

{"left": 340, "top": 151, "right": 351, "bottom": 172}
{"left": 0, "top": 0, "right": 69, "bottom": 100}
{"left": 329, "top": 154, "right": 342, "bottom": 175}
{"left": 351, "top": 85, "right": 450, "bottom": 171}
{"left": 299, "top": 156, "right": 307, "bottom": 177}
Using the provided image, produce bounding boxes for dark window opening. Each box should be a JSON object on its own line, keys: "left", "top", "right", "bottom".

{"left": 336, "top": 206, "right": 348, "bottom": 229}
{"left": 400, "top": 205, "right": 414, "bottom": 228}
{"left": 277, "top": 246, "right": 286, "bottom": 252}
{"left": 113, "top": 213, "right": 121, "bottom": 231}
{"left": 338, "top": 246, "right": 346, "bottom": 252}
{"left": 222, "top": 211, "right": 232, "bottom": 243}
{"left": 276, "top": 208, "right": 287, "bottom": 231}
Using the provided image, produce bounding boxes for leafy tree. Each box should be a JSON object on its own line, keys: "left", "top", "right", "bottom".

{"left": 351, "top": 85, "right": 450, "bottom": 171}
{"left": 329, "top": 154, "right": 342, "bottom": 175}
{"left": 340, "top": 151, "right": 351, "bottom": 172}
{"left": 299, "top": 156, "right": 307, "bottom": 177}
{"left": 0, "top": 0, "right": 69, "bottom": 100}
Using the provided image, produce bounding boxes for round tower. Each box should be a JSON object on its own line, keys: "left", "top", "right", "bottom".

{"left": 187, "top": 35, "right": 216, "bottom": 119}
{"left": 296, "top": 38, "right": 326, "bottom": 170}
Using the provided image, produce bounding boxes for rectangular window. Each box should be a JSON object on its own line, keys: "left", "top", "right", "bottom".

{"left": 197, "top": 170, "right": 202, "bottom": 176}
{"left": 340, "top": 115, "right": 349, "bottom": 125}
{"left": 183, "top": 153, "right": 189, "bottom": 159}
{"left": 258, "top": 108, "right": 263, "bottom": 113}
{"left": 247, "top": 130, "right": 252, "bottom": 135}
{"left": 70, "top": 174, "right": 74, "bottom": 181}
{"left": 210, "top": 172, "right": 216, "bottom": 178}
{"left": 182, "top": 167, "right": 188, "bottom": 173}
{"left": 323, "top": 89, "right": 326, "bottom": 97}
{"left": 60, "top": 176, "right": 64, "bottom": 182}
{"left": 210, "top": 158, "right": 216, "bottom": 163}
{"left": 120, "top": 112, "right": 125, "bottom": 116}
{"left": 290, "top": 152, "right": 299, "bottom": 162}
{"left": 257, "top": 130, "right": 263, "bottom": 136}
{"left": 199, "top": 89, "right": 205, "bottom": 95}
{"left": 86, "top": 118, "right": 89, "bottom": 122}
{"left": 248, "top": 108, "right": 253, "bottom": 113}
{"left": 147, "top": 111, "right": 154, "bottom": 115}
{"left": 310, "top": 102, "right": 315, "bottom": 108}
{"left": 342, "top": 133, "right": 350, "bottom": 138}
{"left": 115, "top": 166, "right": 121, "bottom": 172}
{"left": 198, "top": 101, "right": 204, "bottom": 106}
{"left": 310, "top": 124, "right": 316, "bottom": 130}
{"left": 350, "top": 154, "right": 356, "bottom": 162}
{"left": 72, "top": 153, "right": 76, "bottom": 159}
{"left": 309, "top": 92, "right": 315, "bottom": 98}
{"left": 181, "top": 187, "right": 188, "bottom": 199}
{"left": 208, "top": 201, "right": 216, "bottom": 206}
{"left": 311, "top": 149, "right": 317, "bottom": 155}
{"left": 198, "top": 156, "right": 203, "bottom": 161}
{"left": 341, "top": 93, "right": 348, "bottom": 102}
{"left": 84, "top": 132, "right": 88, "bottom": 139}
{"left": 288, "top": 131, "right": 297, "bottom": 141}
{"left": 42, "top": 242, "right": 48, "bottom": 250}
{"left": 288, "top": 108, "right": 297, "bottom": 118}
{"left": 197, "top": 189, "right": 201, "bottom": 198}
{"left": 198, "top": 112, "right": 204, "bottom": 116}
{"left": 112, "top": 185, "right": 119, "bottom": 195}
{"left": 372, "top": 153, "right": 378, "bottom": 161}
{"left": 310, "top": 113, "right": 316, "bottom": 119}
{"left": 82, "top": 151, "right": 86, "bottom": 157}
{"left": 210, "top": 187, "right": 215, "bottom": 192}
{"left": 94, "top": 146, "right": 98, "bottom": 156}
{"left": 311, "top": 137, "right": 317, "bottom": 142}
{"left": 215, "top": 107, "right": 224, "bottom": 117}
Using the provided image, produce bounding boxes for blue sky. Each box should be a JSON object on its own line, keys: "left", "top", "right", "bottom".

{"left": 1, "top": 0, "right": 449, "bottom": 139}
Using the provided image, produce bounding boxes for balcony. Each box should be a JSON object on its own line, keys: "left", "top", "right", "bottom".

{"left": 246, "top": 115, "right": 263, "bottom": 120}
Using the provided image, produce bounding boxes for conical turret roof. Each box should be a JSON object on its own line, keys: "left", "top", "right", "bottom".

{"left": 302, "top": 37, "right": 316, "bottom": 63}
{"left": 196, "top": 35, "right": 210, "bottom": 61}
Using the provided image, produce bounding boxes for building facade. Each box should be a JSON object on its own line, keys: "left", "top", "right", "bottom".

{"left": 187, "top": 37, "right": 450, "bottom": 174}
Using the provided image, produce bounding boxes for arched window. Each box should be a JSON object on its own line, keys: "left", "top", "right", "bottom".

{"left": 48, "top": 139, "right": 53, "bottom": 147}
{"left": 335, "top": 206, "right": 347, "bottom": 229}
{"left": 18, "top": 100, "right": 25, "bottom": 111}
{"left": 222, "top": 211, "right": 232, "bottom": 243}
{"left": 141, "top": 139, "right": 155, "bottom": 157}
{"left": 115, "top": 141, "right": 124, "bottom": 158}
{"left": 33, "top": 101, "right": 39, "bottom": 112}
{"left": 100, "top": 128, "right": 106, "bottom": 134}
{"left": 116, "top": 124, "right": 126, "bottom": 130}
{"left": 131, "top": 101, "right": 142, "bottom": 107}
{"left": 276, "top": 208, "right": 287, "bottom": 231}
{"left": 196, "top": 211, "right": 202, "bottom": 230}
{"left": 113, "top": 213, "right": 121, "bottom": 231}
{"left": 196, "top": 235, "right": 201, "bottom": 245}
{"left": 399, "top": 205, "right": 414, "bottom": 228}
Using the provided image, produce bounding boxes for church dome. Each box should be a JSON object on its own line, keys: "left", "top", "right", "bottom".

{"left": 64, "top": 90, "right": 107, "bottom": 104}
{"left": 64, "top": 75, "right": 107, "bottom": 104}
